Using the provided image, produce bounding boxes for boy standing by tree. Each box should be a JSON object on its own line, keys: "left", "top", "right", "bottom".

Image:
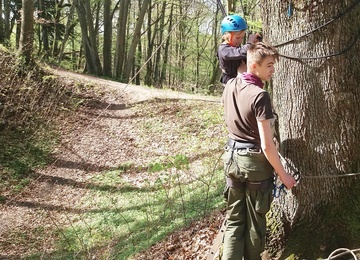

{"left": 221, "top": 42, "right": 296, "bottom": 259}
{"left": 217, "top": 14, "right": 260, "bottom": 85}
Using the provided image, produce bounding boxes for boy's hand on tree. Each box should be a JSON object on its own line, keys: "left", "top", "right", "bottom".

{"left": 279, "top": 173, "right": 296, "bottom": 189}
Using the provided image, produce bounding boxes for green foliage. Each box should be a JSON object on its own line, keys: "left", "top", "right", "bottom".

{"left": 247, "top": 20, "right": 263, "bottom": 33}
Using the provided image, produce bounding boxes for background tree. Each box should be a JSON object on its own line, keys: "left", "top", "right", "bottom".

{"left": 123, "top": 0, "right": 151, "bottom": 82}
{"left": 260, "top": 0, "right": 360, "bottom": 257}
{"left": 102, "top": 0, "right": 112, "bottom": 77}
{"left": 57, "top": 2, "right": 76, "bottom": 64}
{"left": 113, "top": 0, "right": 130, "bottom": 80}
{"left": 2, "top": 0, "right": 13, "bottom": 44}
{"left": 18, "top": 0, "right": 34, "bottom": 64}
{"left": 74, "top": 0, "right": 102, "bottom": 75}
{"left": 0, "top": 0, "right": 3, "bottom": 43}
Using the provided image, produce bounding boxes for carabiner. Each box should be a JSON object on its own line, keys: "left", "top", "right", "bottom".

{"left": 273, "top": 184, "right": 287, "bottom": 198}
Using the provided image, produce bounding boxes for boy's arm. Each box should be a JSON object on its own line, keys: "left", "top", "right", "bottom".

{"left": 221, "top": 43, "right": 250, "bottom": 61}
{"left": 257, "top": 119, "right": 296, "bottom": 189}
{"left": 221, "top": 33, "right": 260, "bottom": 61}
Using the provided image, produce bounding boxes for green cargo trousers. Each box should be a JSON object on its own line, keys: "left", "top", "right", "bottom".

{"left": 221, "top": 147, "right": 274, "bottom": 260}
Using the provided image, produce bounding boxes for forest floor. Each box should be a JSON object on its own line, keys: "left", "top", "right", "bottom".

{"left": 0, "top": 68, "right": 228, "bottom": 259}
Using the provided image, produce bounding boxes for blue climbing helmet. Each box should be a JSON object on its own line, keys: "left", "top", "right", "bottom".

{"left": 221, "top": 14, "right": 247, "bottom": 34}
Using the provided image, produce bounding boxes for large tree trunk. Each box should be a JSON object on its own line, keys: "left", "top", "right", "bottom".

{"left": 153, "top": 1, "right": 166, "bottom": 88}
{"left": 18, "top": 0, "right": 34, "bottom": 65}
{"left": 51, "top": 0, "right": 64, "bottom": 58}
{"left": 144, "top": 0, "right": 155, "bottom": 86}
{"left": 260, "top": 0, "right": 360, "bottom": 257}
{"left": 207, "top": 5, "right": 221, "bottom": 94}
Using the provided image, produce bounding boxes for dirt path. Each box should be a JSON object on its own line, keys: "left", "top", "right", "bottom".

{"left": 49, "top": 68, "right": 220, "bottom": 104}
{"left": 0, "top": 69, "right": 222, "bottom": 259}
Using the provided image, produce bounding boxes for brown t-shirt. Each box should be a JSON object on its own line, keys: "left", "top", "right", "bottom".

{"left": 222, "top": 77, "right": 274, "bottom": 148}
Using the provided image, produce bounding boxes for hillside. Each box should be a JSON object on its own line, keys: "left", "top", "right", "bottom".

{"left": 0, "top": 66, "right": 227, "bottom": 259}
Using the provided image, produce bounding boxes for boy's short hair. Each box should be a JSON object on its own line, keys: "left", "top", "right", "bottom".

{"left": 247, "top": 42, "right": 279, "bottom": 65}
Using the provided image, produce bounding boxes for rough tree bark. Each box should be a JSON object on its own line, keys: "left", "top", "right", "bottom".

{"left": 260, "top": 0, "right": 360, "bottom": 258}
{"left": 3, "top": 0, "right": 11, "bottom": 43}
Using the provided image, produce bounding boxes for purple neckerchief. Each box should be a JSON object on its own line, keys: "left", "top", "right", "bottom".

{"left": 240, "top": 72, "right": 264, "bottom": 89}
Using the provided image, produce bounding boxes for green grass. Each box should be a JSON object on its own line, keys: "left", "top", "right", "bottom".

{"left": 0, "top": 127, "right": 58, "bottom": 192}
{"left": 51, "top": 160, "right": 224, "bottom": 259}
{"left": 38, "top": 99, "right": 227, "bottom": 259}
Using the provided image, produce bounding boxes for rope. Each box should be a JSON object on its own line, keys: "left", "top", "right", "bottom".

{"left": 302, "top": 172, "right": 360, "bottom": 179}
{"left": 279, "top": 30, "right": 360, "bottom": 60}
{"left": 274, "top": 0, "right": 360, "bottom": 48}
{"left": 273, "top": 151, "right": 360, "bottom": 197}
{"left": 217, "top": 0, "right": 227, "bottom": 17}
{"left": 327, "top": 248, "right": 360, "bottom": 260}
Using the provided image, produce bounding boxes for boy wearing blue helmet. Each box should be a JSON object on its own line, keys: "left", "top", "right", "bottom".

{"left": 217, "top": 14, "right": 260, "bottom": 85}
